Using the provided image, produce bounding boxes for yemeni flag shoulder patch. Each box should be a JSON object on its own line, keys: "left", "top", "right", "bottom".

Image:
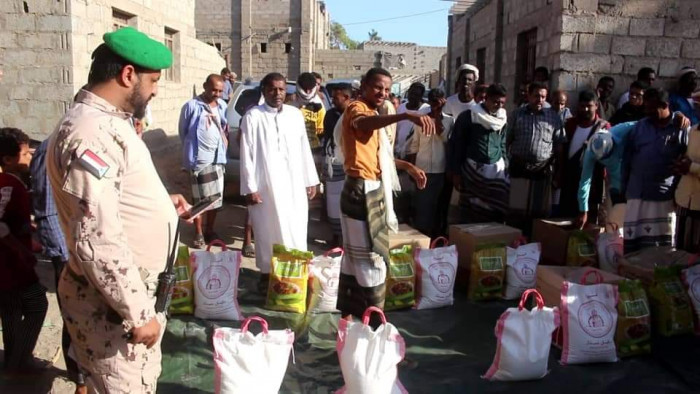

{"left": 78, "top": 149, "right": 110, "bottom": 179}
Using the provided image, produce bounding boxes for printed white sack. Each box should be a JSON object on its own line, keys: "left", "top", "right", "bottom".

{"left": 336, "top": 307, "right": 408, "bottom": 394}
{"left": 213, "top": 316, "right": 294, "bottom": 394}
{"left": 681, "top": 263, "right": 700, "bottom": 334}
{"left": 597, "top": 225, "right": 623, "bottom": 273}
{"left": 415, "top": 237, "right": 458, "bottom": 310}
{"left": 309, "top": 247, "right": 343, "bottom": 313}
{"left": 560, "top": 270, "right": 619, "bottom": 364}
{"left": 483, "top": 289, "right": 559, "bottom": 381}
{"left": 192, "top": 240, "right": 243, "bottom": 321}
{"left": 504, "top": 243, "right": 540, "bottom": 300}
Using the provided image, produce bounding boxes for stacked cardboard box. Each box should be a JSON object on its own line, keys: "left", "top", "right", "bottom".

{"left": 532, "top": 219, "right": 600, "bottom": 266}
{"left": 618, "top": 247, "right": 692, "bottom": 287}
{"left": 449, "top": 223, "right": 521, "bottom": 289}
{"left": 389, "top": 224, "right": 431, "bottom": 251}
{"left": 536, "top": 265, "right": 625, "bottom": 308}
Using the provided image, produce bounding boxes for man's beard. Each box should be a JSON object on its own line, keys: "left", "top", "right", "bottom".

{"left": 128, "top": 79, "right": 149, "bottom": 119}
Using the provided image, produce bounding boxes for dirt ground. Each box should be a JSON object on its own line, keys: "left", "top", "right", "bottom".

{"left": 0, "top": 194, "right": 334, "bottom": 393}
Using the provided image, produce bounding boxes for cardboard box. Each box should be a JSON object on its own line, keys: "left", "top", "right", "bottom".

{"left": 532, "top": 219, "right": 600, "bottom": 266}
{"left": 389, "top": 224, "right": 431, "bottom": 251}
{"left": 536, "top": 265, "right": 625, "bottom": 308}
{"left": 449, "top": 223, "right": 522, "bottom": 288}
{"left": 618, "top": 247, "right": 692, "bottom": 287}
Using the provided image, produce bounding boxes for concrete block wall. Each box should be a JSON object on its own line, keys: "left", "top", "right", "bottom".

{"left": 501, "top": 0, "right": 564, "bottom": 110}
{"left": 448, "top": 12, "right": 468, "bottom": 91}
{"left": 69, "top": 0, "right": 225, "bottom": 141}
{"left": 313, "top": 49, "right": 377, "bottom": 80}
{"left": 554, "top": 0, "right": 700, "bottom": 108}
{"left": 468, "top": 0, "right": 498, "bottom": 83}
{"left": 0, "top": 0, "right": 74, "bottom": 138}
{"left": 194, "top": 0, "right": 233, "bottom": 66}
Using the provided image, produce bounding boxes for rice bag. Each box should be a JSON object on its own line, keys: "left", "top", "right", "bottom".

{"left": 615, "top": 280, "right": 651, "bottom": 357}
{"left": 266, "top": 244, "right": 312, "bottom": 314}
{"left": 649, "top": 266, "right": 693, "bottom": 337}
{"left": 560, "top": 270, "right": 618, "bottom": 364}
{"left": 469, "top": 243, "right": 506, "bottom": 301}
{"left": 308, "top": 247, "right": 342, "bottom": 314}
{"left": 504, "top": 243, "right": 540, "bottom": 300}
{"left": 596, "top": 228, "right": 623, "bottom": 273}
{"left": 414, "top": 237, "right": 458, "bottom": 310}
{"left": 385, "top": 245, "right": 416, "bottom": 311}
{"left": 169, "top": 245, "right": 195, "bottom": 315}
{"left": 192, "top": 241, "right": 243, "bottom": 321}
{"left": 681, "top": 262, "right": 700, "bottom": 335}
{"left": 566, "top": 230, "right": 598, "bottom": 267}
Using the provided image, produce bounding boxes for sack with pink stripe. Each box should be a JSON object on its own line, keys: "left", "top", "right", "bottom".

{"left": 483, "top": 289, "right": 559, "bottom": 381}
{"left": 213, "top": 316, "right": 294, "bottom": 394}
{"left": 336, "top": 307, "right": 407, "bottom": 393}
{"left": 560, "top": 269, "right": 619, "bottom": 364}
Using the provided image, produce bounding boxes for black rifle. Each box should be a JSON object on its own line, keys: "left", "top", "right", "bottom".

{"left": 124, "top": 221, "right": 180, "bottom": 340}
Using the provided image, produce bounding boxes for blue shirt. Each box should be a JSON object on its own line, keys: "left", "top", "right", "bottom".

{"left": 623, "top": 117, "right": 689, "bottom": 202}
{"left": 30, "top": 139, "right": 69, "bottom": 261}
{"left": 178, "top": 96, "right": 228, "bottom": 170}
{"left": 223, "top": 80, "right": 233, "bottom": 102}
{"left": 578, "top": 122, "right": 635, "bottom": 212}
{"left": 670, "top": 93, "right": 699, "bottom": 126}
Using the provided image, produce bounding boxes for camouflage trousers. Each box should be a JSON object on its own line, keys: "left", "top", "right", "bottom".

{"left": 58, "top": 266, "right": 166, "bottom": 394}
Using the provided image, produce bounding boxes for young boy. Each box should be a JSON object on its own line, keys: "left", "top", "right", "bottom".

{"left": 0, "top": 127, "right": 48, "bottom": 373}
{"left": 553, "top": 90, "right": 573, "bottom": 123}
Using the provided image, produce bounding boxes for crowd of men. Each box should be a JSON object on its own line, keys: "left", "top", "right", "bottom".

{"left": 2, "top": 23, "right": 700, "bottom": 393}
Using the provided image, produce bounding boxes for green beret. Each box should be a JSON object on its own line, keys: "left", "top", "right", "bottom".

{"left": 103, "top": 27, "right": 173, "bottom": 70}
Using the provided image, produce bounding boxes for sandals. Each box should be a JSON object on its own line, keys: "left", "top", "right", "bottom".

{"left": 242, "top": 243, "right": 255, "bottom": 257}
{"left": 193, "top": 234, "right": 205, "bottom": 249}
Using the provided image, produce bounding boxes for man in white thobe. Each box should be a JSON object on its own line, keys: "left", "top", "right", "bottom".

{"left": 240, "top": 72, "right": 320, "bottom": 278}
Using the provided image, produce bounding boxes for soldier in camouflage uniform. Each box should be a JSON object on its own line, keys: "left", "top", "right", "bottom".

{"left": 46, "top": 27, "right": 190, "bottom": 393}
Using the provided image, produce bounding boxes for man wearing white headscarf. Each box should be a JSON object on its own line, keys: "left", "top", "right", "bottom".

{"left": 444, "top": 64, "right": 479, "bottom": 118}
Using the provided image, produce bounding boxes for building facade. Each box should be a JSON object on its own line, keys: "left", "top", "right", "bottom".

{"left": 0, "top": 0, "right": 225, "bottom": 141}
{"left": 448, "top": 0, "right": 700, "bottom": 109}
{"left": 196, "top": 0, "right": 330, "bottom": 80}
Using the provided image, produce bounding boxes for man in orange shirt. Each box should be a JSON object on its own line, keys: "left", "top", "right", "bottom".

{"left": 337, "top": 67, "right": 434, "bottom": 326}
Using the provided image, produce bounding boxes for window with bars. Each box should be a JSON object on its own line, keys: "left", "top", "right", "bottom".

{"left": 164, "top": 28, "right": 177, "bottom": 81}
{"left": 112, "top": 9, "right": 132, "bottom": 31}
{"left": 516, "top": 28, "right": 538, "bottom": 90}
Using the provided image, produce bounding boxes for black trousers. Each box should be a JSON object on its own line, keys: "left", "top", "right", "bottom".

{"left": 0, "top": 282, "right": 47, "bottom": 370}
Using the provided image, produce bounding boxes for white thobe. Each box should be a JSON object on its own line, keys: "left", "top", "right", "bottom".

{"left": 240, "top": 103, "right": 320, "bottom": 273}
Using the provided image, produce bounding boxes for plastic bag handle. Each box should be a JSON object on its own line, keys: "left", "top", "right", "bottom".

{"left": 240, "top": 316, "right": 268, "bottom": 334}
{"left": 430, "top": 237, "right": 449, "bottom": 249}
{"left": 206, "top": 240, "right": 228, "bottom": 251}
{"left": 579, "top": 269, "right": 604, "bottom": 285}
{"left": 510, "top": 236, "right": 528, "bottom": 248}
{"left": 518, "top": 289, "right": 544, "bottom": 311}
{"left": 323, "top": 247, "right": 344, "bottom": 257}
{"left": 361, "top": 306, "right": 387, "bottom": 325}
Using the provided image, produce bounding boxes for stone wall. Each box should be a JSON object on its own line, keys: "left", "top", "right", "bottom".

{"left": 313, "top": 49, "right": 376, "bottom": 80}
{"left": 553, "top": 0, "right": 700, "bottom": 107}
{"left": 360, "top": 41, "right": 446, "bottom": 74}
{"left": 0, "top": 0, "right": 74, "bottom": 138}
{"left": 500, "top": 0, "right": 563, "bottom": 109}
{"left": 69, "top": 0, "right": 225, "bottom": 140}
{"left": 194, "top": 0, "right": 234, "bottom": 66}
{"left": 210, "top": 0, "right": 330, "bottom": 81}
{"left": 447, "top": 12, "right": 468, "bottom": 93}
{"left": 0, "top": 0, "right": 224, "bottom": 141}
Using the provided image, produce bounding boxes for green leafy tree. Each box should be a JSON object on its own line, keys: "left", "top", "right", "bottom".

{"left": 368, "top": 29, "right": 382, "bottom": 41}
{"left": 330, "top": 21, "right": 358, "bottom": 50}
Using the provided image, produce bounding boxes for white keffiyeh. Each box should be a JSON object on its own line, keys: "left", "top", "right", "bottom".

{"left": 470, "top": 103, "right": 507, "bottom": 131}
